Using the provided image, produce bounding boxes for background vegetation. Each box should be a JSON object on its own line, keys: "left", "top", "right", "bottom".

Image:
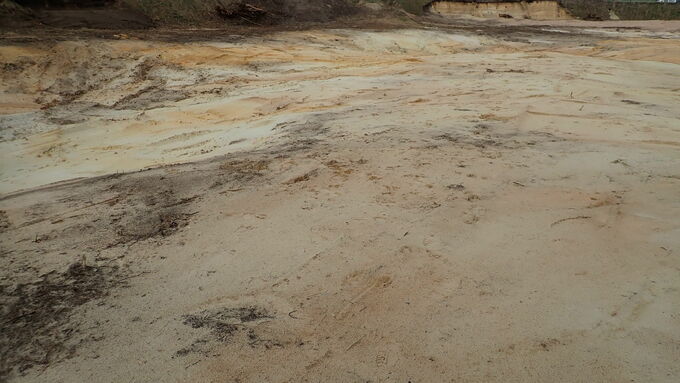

{"left": 608, "top": 1, "right": 680, "bottom": 20}
{"left": 5, "top": 0, "right": 680, "bottom": 23}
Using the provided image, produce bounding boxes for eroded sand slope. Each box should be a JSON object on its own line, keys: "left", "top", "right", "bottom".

{"left": 1, "top": 22, "right": 680, "bottom": 383}
{"left": 428, "top": 1, "right": 573, "bottom": 20}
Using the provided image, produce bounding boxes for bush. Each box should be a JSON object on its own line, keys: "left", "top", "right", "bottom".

{"left": 394, "top": 0, "right": 431, "bottom": 14}
{"left": 558, "top": 0, "right": 609, "bottom": 20}
{"left": 608, "top": 1, "right": 680, "bottom": 20}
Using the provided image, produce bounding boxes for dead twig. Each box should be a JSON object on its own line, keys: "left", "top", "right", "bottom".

{"left": 551, "top": 216, "right": 591, "bottom": 228}
{"left": 240, "top": 16, "right": 262, "bottom": 26}
{"left": 345, "top": 334, "right": 366, "bottom": 351}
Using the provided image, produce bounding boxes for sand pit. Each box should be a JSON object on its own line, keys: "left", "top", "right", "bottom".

{"left": 1, "top": 18, "right": 680, "bottom": 383}
{"left": 427, "top": 0, "right": 573, "bottom": 20}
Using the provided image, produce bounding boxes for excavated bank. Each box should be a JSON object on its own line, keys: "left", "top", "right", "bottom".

{"left": 427, "top": 0, "right": 573, "bottom": 20}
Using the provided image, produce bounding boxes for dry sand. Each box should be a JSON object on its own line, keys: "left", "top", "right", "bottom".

{"left": 1, "top": 19, "right": 680, "bottom": 382}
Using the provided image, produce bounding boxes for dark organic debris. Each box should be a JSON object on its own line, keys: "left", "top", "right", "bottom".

{"left": 0, "top": 263, "right": 122, "bottom": 380}
{"left": 176, "top": 306, "right": 276, "bottom": 356}
{"left": 107, "top": 186, "right": 200, "bottom": 246}
{"left": 434, "top": 132, "right": 501, "bottom": 149}
{"left": 216, "top": 159, "right": 270, "bottom": 186}
{"left": 485, "top": 68, "right": 527, "bottom": 74}
{"left": 285, "top": 169, "right": 319, "bottom": 184}
{"left": 621, "top": 99, "right": 642, "bottom": 105}
{"left": 183, "top": 306, "right": 272, "bottom": 334}
{"left": 0, "top": 210, "right": 9, "bottom": 232}
{"left": 115, "top": 209, "right": 194, "bottom": 244}
{"left": 611, "top": 158, "right": 630, "bottom": 167}
{"left": 113, "top": 86, "right": 188, "bottom": 110}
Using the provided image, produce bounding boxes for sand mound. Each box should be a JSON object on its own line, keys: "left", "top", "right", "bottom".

{"left": 427, "top": 0, "right": 573, "bottom": 20}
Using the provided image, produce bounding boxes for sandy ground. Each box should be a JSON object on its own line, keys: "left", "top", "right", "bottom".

{"left": 1, "top": 18, "right": 680, "bottom": 382}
